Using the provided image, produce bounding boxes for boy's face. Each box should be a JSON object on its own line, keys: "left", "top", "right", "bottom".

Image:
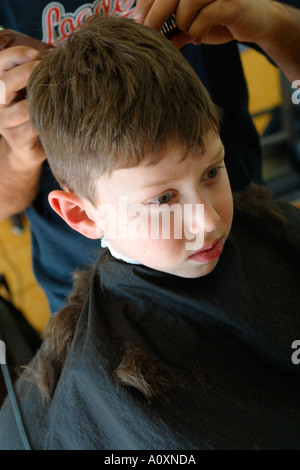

{"left": 93, "top": 132, "right": 233, "bottom": 278}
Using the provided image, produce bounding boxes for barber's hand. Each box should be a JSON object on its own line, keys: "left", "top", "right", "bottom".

{"left": 134, "top": 0, "right": 274, "bottom": 48}
{"left": 0, "top": 46, "right": 46, "bottom": 168}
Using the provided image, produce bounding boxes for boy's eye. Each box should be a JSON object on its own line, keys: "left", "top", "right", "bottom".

{"left": 157, "top": 193, "right": 172, "bottom": 204}
{"left": 203, "top": 164, "right": 224, "bottom": 181}
{"left": 147, "top": 190, "right": 176, "bottom": 205}
{"left": 207, "top": 167, "right": 219, "bottom": 179}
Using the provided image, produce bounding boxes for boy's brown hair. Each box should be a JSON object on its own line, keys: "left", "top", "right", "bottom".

{"left": 27, "top": 14, "right": 220, "bottom": 204}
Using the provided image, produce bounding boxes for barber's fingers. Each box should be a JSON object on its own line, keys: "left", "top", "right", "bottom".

{"left": 0, "top": 59, "right": 39, "bottom": 104}
{"left": 0, "top": 46, "right": 39, "bottom": 71}
{"left": 181, "top": 0, "right": 267, "bottom": 45}
{"left": 134, "top": 0, "right": 217, "bottom": 33}
{"left": 183, "top": 1, "right": 237, "bottom": 44}
{"left": 134, "top": 0, "right": 155, "bottom": 23}
{"left": 174, "top": 0, "right": 215, "bottom": 32}
{"left": 135, "top": 0, "right": 181, "bottom": 30}
{"left": 135, "top": 0, "right": 264, "bottom": 45}
{"left": 171, "top": 31, "right": 192, "bottom": 49}
{"left": 0, "top": 46, "right": 40, "bottom": 104}
{"left": 134, "top": 0, "right": 221, "bottom": 45}
{"left": 0, "top": 99, "right": 31, "bottom": 130}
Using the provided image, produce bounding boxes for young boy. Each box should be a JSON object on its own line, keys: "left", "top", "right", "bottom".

{"left": 0, "top": 14, "right": 300, "bottom": 450}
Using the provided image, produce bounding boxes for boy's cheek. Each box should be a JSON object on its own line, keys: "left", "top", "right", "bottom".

{"left": 226, "top": 197, "right": 234, "bottom": 230}
{"left": 219, "top": 190, "right": 234, "bottom": 232}
{"left": 111, "top": 236, "right": 179, "bottom": 267}
{"left": 134, "top": 238, "right": 183, "bottom": 267}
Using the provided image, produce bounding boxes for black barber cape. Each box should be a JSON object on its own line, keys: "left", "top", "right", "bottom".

{"left": 0, "top": 195, "right": 300, "bottom": 450}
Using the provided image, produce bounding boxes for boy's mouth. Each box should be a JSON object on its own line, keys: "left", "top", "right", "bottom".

{"left": 189, "top": 238, "right": 224, "bottom": 263}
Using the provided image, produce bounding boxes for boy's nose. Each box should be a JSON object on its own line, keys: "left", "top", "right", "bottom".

{"left": 203, "top": 203, "right": 220, "bottom": 233}
{"left": 184, "top": 201, "right": 220, "bottom": 236}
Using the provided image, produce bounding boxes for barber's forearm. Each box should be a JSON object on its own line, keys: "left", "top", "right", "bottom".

{"left": 0, "top": 137, "right": 43, "bottom": 220}
{"left": 257, "top": 2, "right": 300, "bottom": 83}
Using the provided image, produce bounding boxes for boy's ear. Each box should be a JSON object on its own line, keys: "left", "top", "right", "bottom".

{"left": 48, "top": 190, "right": 101, "bottom": 239}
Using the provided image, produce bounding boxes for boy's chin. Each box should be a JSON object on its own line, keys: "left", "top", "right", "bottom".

{"left": 157, "top": 257, "right": 221, "bottom": 279}
{"left": 183, "top": 260, "right": 220, "bottom": 279}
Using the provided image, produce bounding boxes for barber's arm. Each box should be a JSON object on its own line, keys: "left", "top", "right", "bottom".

{"left": 134, "top": 0, "right": 300, "bottom": 83}
{"left": 0, "top": 46, "right": 45, "bottom": 221}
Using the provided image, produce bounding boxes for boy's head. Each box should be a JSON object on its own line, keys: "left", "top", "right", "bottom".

{"left": 28, "top": 14, "right": 233, "bottom": 279}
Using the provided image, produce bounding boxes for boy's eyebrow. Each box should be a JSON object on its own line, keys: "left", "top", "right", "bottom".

{"left": 206, "top": 145, "right": 225, "bottom": 166}
{"left": 140, "top": 178, "right": 175, "bottom": 190}
{"left": 139, "top": 145, "right": 225, "bottom": 190}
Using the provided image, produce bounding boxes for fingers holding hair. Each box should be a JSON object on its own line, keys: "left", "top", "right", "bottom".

{"left": 134, "top": 0, "right": 181, "bottom": 30}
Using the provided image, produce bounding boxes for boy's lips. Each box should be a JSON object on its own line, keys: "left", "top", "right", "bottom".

{"left": 189, "top": 238, "right": 224, "bottom": 263}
